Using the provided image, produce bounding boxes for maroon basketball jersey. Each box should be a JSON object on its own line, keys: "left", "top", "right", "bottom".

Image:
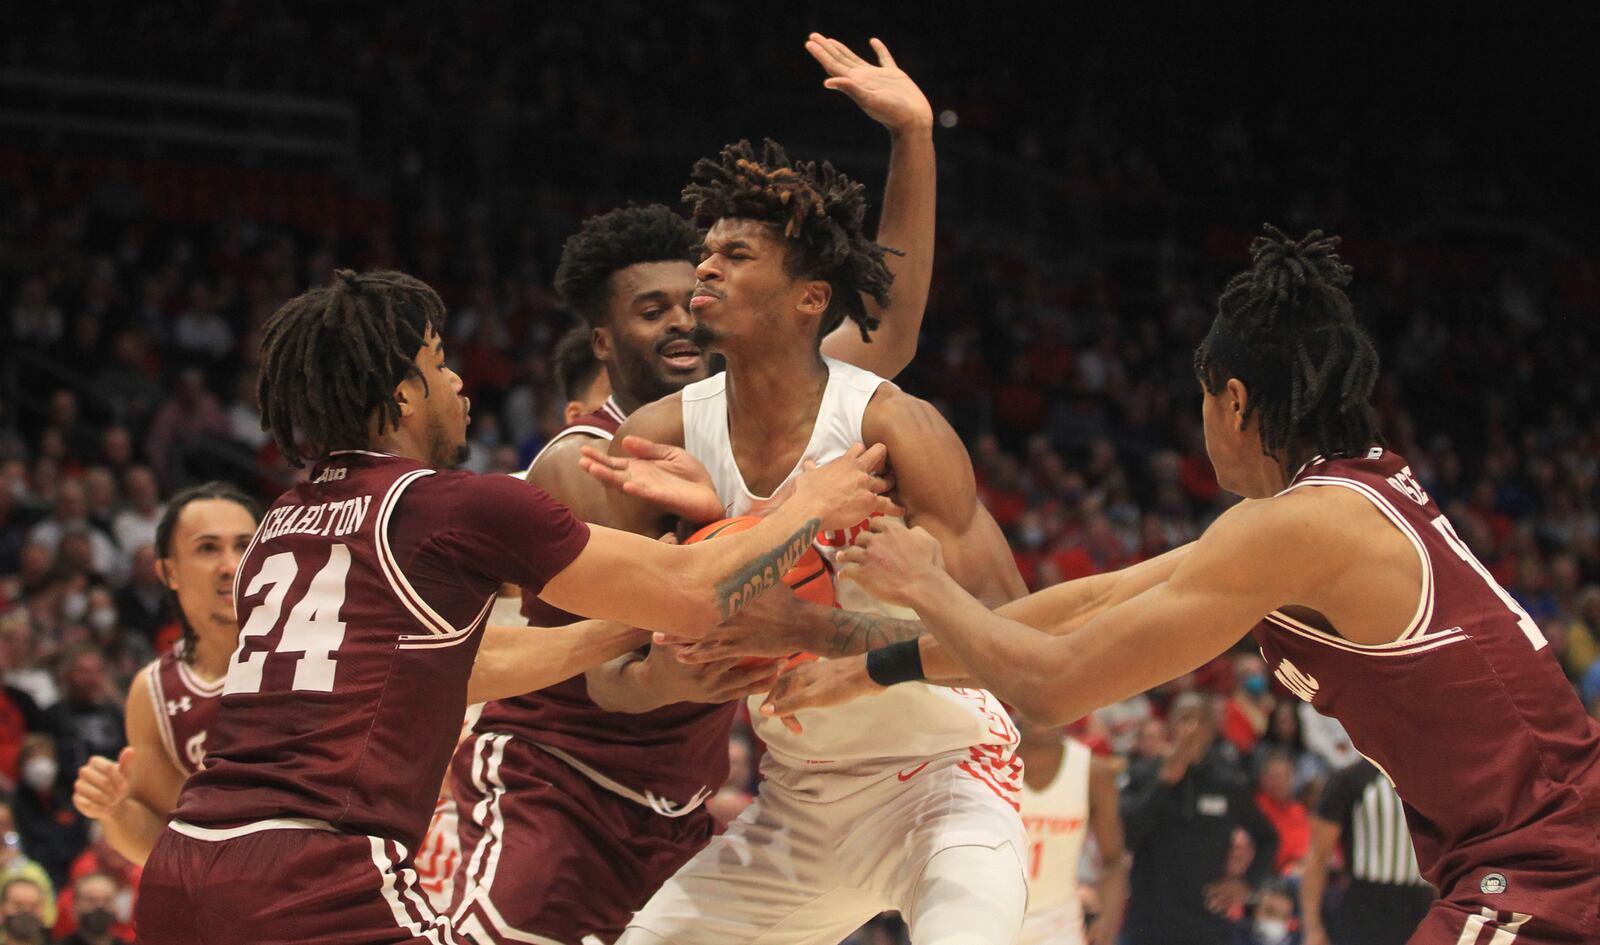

{"left": 176, "top": 450, "right": 589, "bottom": 850}
{"left": 1254, "top": 448, "right": 1600, "bottom": 913}
{"left": 480, "top": 397, "right": 739, "bottom": 812}
{"left": 145, "top": 648, "right": 222, "bottom": 777}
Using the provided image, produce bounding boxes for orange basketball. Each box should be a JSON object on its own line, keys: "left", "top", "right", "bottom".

{"left": 685, "top": 516, "right": 831, "bottom": 669}
{"left": 684, "top": 516, "right": 836, "bottom": 608}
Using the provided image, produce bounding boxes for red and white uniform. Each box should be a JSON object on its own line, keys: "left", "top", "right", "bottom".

{"left": 139, "top": 450, "right": 589, "bottom": 945}
{"left": 1255, "top": 448, "right": 1600, "bottom": 945}
{"left": 144, "top": 647, "right": 222, "bottom": 776}
{"left": 452, "top": 397, "right": 736, "bottom": 945}
{"left": 624, "top": 357, "right": 1027, "bottom": 945}
{"left": 1019, "top": 739, "right": 1092, "bottom": 945}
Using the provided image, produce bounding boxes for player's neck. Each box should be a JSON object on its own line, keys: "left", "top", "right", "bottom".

{"left": 722, "top": 348, "right": 829, "bottom": 439}
{"left": 366, "top": 428, "right": 432, "bottom": 467}
{"left": 191, "top": 628, "right": 236, "bottom": 681}
{"left": 1018, "top": 739, "right": 1065, "bottom": 790}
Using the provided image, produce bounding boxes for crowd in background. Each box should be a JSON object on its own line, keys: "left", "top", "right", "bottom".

{"left": 0, "top": 3, "right": 1597, "bottom": 943}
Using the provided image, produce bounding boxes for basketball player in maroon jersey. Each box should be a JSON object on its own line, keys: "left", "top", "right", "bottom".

{"left": 449, "top": 34, "right": 940, "bottom": 945}
{"left": 133, "top": 269, "right": 892, "bottom": 945}
{"left": 71, "top": 483, "right": 258, "bottom": 864}
{"left": 770, "top": 227, "right": 1600, "bottom": 945}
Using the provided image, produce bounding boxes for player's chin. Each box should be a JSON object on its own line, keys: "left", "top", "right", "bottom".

{"left": 451, "top": 442, "right": 471, "bottom": 467}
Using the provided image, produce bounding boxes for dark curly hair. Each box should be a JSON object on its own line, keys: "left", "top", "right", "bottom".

{"left": 258, "top": 269, "right": 446, "bottom": 468}
{"left": 1194, "top": 225, "right": 1381, "bottom": 467}
{"left": 682, "top": 138, "right": 898, "bottom": 342}
{"left": 554, "top": 204, "right": 701, "bottom": 328}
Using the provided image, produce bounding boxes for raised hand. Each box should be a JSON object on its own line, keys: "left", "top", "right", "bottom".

{"left": 73, "top": 747, "right": 133, "bottom": 819}
{"left": 806, "top": 34, "right": 933, "bottom": 136}
{"left": 834, "top": 516, "right": 944, "bottom": 608}
{"left": 579, "top": 435, "right": 725, "bottom": 523}
{"left": 789, "top": 443, "right": 901, "bottom": 531}
{"left": 759, "top": 655, "right": 880, "bottom": 733}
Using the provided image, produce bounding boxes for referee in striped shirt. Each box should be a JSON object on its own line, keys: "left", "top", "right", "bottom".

{"left": 1301, "top": 758, "right": 1435, "bottom": 945}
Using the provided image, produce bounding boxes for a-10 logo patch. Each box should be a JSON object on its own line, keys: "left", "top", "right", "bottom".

{"left": 1387, "top": 466, "right": 1430, "bottom": 507}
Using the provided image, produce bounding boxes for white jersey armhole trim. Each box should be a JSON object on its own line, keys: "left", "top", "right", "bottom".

{"left": 1278, "top": 475, "right": 1435, "bottom": 642}
{"left": 144, "top": 660, "right": 185, "bottom": 774}
{"left": 375, "top": 468, "right": 458, "bottom": 637}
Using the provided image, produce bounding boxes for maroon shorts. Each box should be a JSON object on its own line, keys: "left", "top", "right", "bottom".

{"left": 138, "top": 821, "right": 474, "bottom": 945}
{"left": 449, "top": 732, "right": 715, "bottom": 945}
{"left": 1407, "top": 877, "right": 1600, "bottom": 945}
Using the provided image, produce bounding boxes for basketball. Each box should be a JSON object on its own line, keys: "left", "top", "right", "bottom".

{"left": 685, "top": 516, "right": 830, "bottom": 669}
{"left": 684, "top": 516, "right": 836, "bottom": 609}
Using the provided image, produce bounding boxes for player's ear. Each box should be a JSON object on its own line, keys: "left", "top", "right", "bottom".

{"left": 797, "top": 280, "right": 831, "bottom": 320}
{"left": 564, "top": 400, "right": 584, "bottom": 425}
{"left": 1226, "top": 378, "right": 1249, "bottom": 432}
{"left": 592, "top": 326, "right": 613, "bottom": 362}
{"left": 391, "top": 377, "right": 419, "bottom": 419}
{"left": 156, "top": 556, "right": 179, "bottom": 591}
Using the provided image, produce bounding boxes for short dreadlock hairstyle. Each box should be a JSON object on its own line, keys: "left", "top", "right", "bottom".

{"left": 551, "top": 325, "right": 604, "bottom": 402}
{"left": 154, "top": 481, "right": 260, "bottom": 664}
{"left": 554, "top": 205, "right": 701, "bottom": 328}
{"left": 682, "top": 139, "right": 898, "bottom": 342}
{"left": 258, "top": 269, "right": 446, "bottom": 467}
{"left": 1194, "top": 225, "right": 1382, "bottom": 467}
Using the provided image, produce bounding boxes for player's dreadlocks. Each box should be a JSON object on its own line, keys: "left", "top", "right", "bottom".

{"left": 1194, "top": 225, "right": 1382, "bottom": 468}
{"left": 554, "top": 204, "right": 701, "bottom": 328}
{"left": 258, "top": 269, "right": 446, "bottom": 467}
{"left": 551, "top": 324, "right": 604, "bottom": 403}
{"left": 682, "top": 139, "right": 897, "bottom": 342}
{"left": 154, "top": 481, "right": 261, "bottom": 665}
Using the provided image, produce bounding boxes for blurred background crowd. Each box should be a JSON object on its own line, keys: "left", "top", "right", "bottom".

{"left": 0, "top": 2, "right": 1595, "bottom": 943}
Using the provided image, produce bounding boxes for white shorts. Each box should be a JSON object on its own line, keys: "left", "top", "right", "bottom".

{"left": 625, "top": 747, "right": 1027, "bottom": 945}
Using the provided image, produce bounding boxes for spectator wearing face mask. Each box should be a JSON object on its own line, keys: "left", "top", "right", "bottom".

{"left": 0, "top": 807, "right": 54, "bottom": 928}
{"left": 11, "top": 736, "right": 86, "bottom": 890}
{"left": 53, "top": 874, "right": 126, "bottom": 945}
{"left": 1235, "top": 881, "right": 1301, "bottom": 945}
{"left": 0, "top": 877, "right": 51, "bottom": 945}
{"left": 1222, "top": 653, "right": 1275, "bottom": 755}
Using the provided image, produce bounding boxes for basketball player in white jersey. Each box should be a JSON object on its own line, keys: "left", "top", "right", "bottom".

{"left": 591, "top": 125, "right": 1029, "bottom": 941}
{"left": 1014, "top": 718, "right": 1127, "bottom": 945}
{"left": 71, "top": 483, "right": 259, "bottom": 864}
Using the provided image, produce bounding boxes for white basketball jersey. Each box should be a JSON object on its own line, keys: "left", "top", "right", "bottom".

{"left": 681, "top": 356, "right": 1018, "bottom": 776}
{"left": 1018, "top": 738, "right": 1092, "bottom": 945}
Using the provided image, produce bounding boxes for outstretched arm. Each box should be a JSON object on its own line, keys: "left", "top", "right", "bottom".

{"left": 467, "top": 621, "right": 649, "bottom": 704}
{"left": 770, "top": 502, "right": 1313, "bottom": 726}
{"left": 541, "top": 443, "right": 893, "bottom": 635}
{"left": 810, "top": 34, "right": 936, "bottom": 379}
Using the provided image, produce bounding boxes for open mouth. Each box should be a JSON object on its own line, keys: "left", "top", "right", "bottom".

{"left": 658, "top": 339, "right": 703, "bottom": 371}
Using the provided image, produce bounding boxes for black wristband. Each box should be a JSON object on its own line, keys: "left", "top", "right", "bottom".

{"left": 865, "top": 639, "right": 925, "bottom": 687}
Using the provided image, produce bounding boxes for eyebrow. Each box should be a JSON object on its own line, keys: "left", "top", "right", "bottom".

{"left": 705, "top": 239, "right": 753, "bottom": 255}
{"left": 631, "top": 290, "right": 677, "bottom": 304}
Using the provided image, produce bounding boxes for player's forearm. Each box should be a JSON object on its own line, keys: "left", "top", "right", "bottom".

{"left": 98, "top": 797, "right": 169, "bottom": 866}
{"left": 1096, "top": 856, "right": 1130, "bottom": 938}
{"left": 468, "top": 622, "right": 648, "bottom": 704}
{"left": 684, "top": 503, "right": 824, "bottom": 625}
{"left": 822, "top": 129, "right": 934, "bottom": 377}
{"left": 584, "top": 654, "right": 663, "bottom": 714}
{"left": 803, "top": 606, "right": 926, "bottom": 657}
